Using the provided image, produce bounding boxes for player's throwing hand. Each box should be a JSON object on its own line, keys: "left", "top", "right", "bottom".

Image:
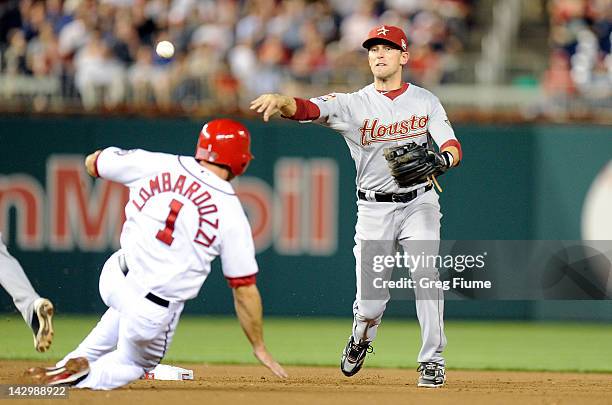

{"left": 249, "top": 94, "right": 296, "bottom": 122}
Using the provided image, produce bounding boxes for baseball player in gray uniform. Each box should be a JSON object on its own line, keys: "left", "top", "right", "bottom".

{"left": 0, "top": 233, "right": 54, "bottom": 352}
{"left": 250, "top": 25, "right": 462, "bottom": 387}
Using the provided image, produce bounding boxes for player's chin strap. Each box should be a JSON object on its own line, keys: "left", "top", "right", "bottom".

{"left": 428, "top": 175, "right": 443, "bottom": 193}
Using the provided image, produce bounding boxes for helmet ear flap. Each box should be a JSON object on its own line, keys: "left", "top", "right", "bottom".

{"left": 196, "top": 149, "right": 219, "bottom": 162}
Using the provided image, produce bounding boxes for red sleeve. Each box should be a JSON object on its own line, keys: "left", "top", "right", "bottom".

{"left": 285, "top": 98, "right": 320, "bottom": 121}
{"left": 440, "top": 139, "right": 462, "bottom": 161}
{"left": 226, "top": 274, "right": 257, "bottom": 288}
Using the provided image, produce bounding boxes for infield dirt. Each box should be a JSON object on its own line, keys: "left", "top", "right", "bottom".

{"left": 1, "top": 361, "right": 611, "bottom": 404}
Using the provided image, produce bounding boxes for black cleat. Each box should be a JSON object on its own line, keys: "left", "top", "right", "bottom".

{"left": 417, "top": 362, "right": 446, "bottom": 388}
{"left": 340, "top": 336, "right": 372, "bottom": 377}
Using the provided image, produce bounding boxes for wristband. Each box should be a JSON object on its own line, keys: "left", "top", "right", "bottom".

{"left": 441, "top": 151, "right": 454, "bottom": 167}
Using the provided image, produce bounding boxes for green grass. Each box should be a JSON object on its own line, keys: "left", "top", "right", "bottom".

{"left": 1, "top": 315, "right": 611, "bottom": 372}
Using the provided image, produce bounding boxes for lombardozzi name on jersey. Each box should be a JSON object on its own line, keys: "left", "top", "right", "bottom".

{"left": 131, "top": 172, "right": 219, "bottom": 248}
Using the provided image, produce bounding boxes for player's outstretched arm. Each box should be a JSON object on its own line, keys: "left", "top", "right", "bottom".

{"left": 249, "top": 94, "right": 297, "bottom": 122}
{"left": 232, "top": 284, "right": 288, "bottom": 378}
{"left": 85, "top": 150, "right": 102, "bottom": 177}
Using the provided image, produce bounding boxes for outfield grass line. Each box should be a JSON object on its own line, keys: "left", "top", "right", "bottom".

{"left": 2, "top": 356, "right": 611, "bottom": 374}
{"left": 157, "top": 360, "right": 612, "bottom": 374}
{"left": 2, "top": 315, "right": 611, "bottom": 373}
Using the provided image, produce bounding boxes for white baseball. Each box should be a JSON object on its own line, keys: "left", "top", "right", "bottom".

{"left": 156, "top": 41, "right": 175, "bottom": 59}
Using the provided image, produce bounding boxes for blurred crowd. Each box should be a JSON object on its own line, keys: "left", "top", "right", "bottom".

{"left": 543, "top": 0, "right": 612, "bottom": 109}
{"left": 0, "top": 0, "right": 471, "bottom": 112}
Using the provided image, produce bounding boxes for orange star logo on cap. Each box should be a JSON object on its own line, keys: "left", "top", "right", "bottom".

{"left": 376, "top": 26, "right": 389, "bottom": 36}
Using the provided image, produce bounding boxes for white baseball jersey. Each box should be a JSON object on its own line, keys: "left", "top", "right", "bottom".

{"left": 96, "top": 147, "right": 258, "bottom": 302}
{"left": 309, "top": 83, "right": 457, "bottom": 193}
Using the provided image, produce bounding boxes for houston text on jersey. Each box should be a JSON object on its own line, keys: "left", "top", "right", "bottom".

{"left": 359, "top": 116, "right": 429, "bottom": 146}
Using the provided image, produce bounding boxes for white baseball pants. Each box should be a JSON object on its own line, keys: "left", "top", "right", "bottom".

{"left": 59, "top": 250, "right": 183, "bottom": 390}
{"left": 351, "top": 189, "right": 447, "bottom": 365}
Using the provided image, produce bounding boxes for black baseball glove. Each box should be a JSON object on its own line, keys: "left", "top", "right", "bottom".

{"left": 383, "top": 143, "right": 450, "bottom": 188}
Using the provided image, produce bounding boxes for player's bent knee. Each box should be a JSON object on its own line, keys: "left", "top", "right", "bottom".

{"left": 356, "top": 301, "right": 386, "bottom": 321}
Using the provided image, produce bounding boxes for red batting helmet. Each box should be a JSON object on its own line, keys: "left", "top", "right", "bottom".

{"left": 195, "top": 119, "right": 254, "bottom": 177}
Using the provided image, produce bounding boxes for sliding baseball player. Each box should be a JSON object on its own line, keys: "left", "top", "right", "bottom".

{"left": 26, "top": 119, "right": 287, "bottom": 388}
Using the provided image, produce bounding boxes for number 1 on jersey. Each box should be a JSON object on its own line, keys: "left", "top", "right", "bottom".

{"left": 156, "top": 199, "right": 184, "bottom": 246}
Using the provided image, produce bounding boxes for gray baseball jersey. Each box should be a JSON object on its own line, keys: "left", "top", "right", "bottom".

{"left": 309, "top": 83, "right": 457, "bottom": 193}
